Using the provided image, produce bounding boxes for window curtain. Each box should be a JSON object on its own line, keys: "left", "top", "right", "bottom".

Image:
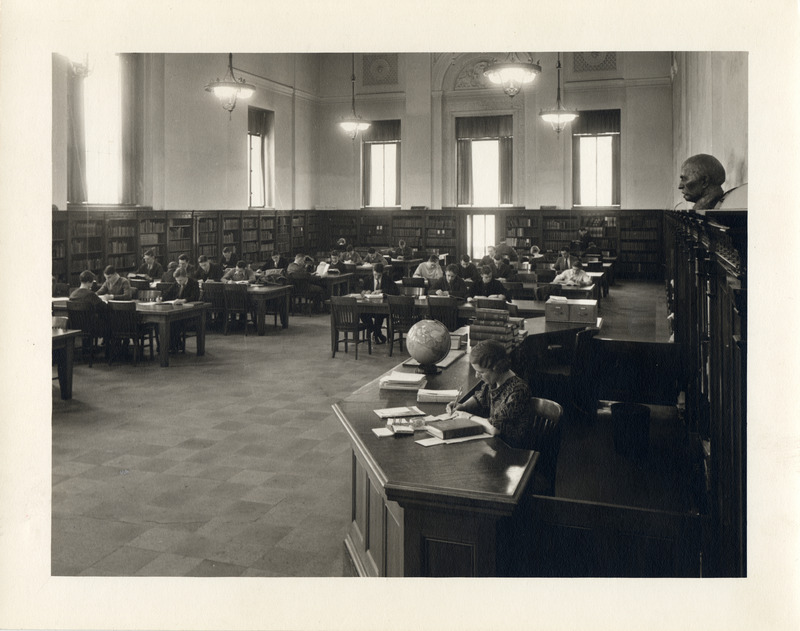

{"left": 67, "top": 64, "right": 87, "bottom": 204}
{"left": 572, "top": 109, "right": 621, "bottom": 206}
{"left": 362, "top": 120, "right": 401, "bottom": 206}
{"left": 248, "top": 107, "right": 272, "bottom": 207}
{"left": 456, "top": 115, "right": 513, "bottom": 206}
{"left": 120, "top": 54, "right": 142, "bottom": 205}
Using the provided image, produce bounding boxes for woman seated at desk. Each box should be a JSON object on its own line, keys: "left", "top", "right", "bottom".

{"left": 553, "top": 258, "right": 592, "bottom": 287}
{"left": 446, "top": 340, "right": 533, "bottom": 449}
{"left": 468, "top": 265, "right": 507, "bottom": 301}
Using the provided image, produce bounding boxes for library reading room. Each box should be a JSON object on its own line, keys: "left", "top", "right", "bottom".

{"left": 47, "top": 51, "right": 748, "bottom": 582}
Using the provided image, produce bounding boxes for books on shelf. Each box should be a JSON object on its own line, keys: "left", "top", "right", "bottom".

{"left": 379, "top": 371, "right": 427, "bottom": 390}
{"left": 425, "top": 414, "right": 484, "bottom": 440}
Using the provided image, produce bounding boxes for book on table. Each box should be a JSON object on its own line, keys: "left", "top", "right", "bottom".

{"left": 425, "top": 415, "right": 484, "bottom": 440}
{"left": 379, "top": 371, "right": 427, "bottom": 390}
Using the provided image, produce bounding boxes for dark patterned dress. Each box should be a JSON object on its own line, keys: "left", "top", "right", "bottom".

{"left": 474, "top": 374, "right": 533, "bottom": 449}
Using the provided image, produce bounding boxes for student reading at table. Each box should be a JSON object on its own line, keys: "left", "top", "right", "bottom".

{"left": 220, "top": 246, "right": 236, "bottom": 270}
{"left": 553, "top": 258, "right": 592, "bottom": 286}
{"left": 431, "top": 264, "right": 468, "bottom": 299}
{"left": 479, "top": 245, "right": 498, "bottom": 273}
{"left": 494, "top": 255, "right": 517, "bottom": 281}
{"left": 97, "top": 265, "right": 134, "bottom": 301}
{"left": 176, "top": 253, "right": 196, "bottom": 279}
{"left": 393, "top": 239, "right": 413, "bottom": 260}
{"left": 363, "top": 247, "right": 388, "bottom": 266}
{"left": 359, "top": 262, "right": 399, "bottom": 344}
{"left": 469, "top": 265, "right": 507, "bottom": 301}
{"left": 195, "top": 255, "right": 222, "bottom": 282}
{"left": 258, "top": 250, "right": 289, "bottom": 277}
{"left": 328, "top": 251, "right": 347, "bottom": 274}
{"left": 457, "top": 254, "right": 478, "bottom": 282}
{"left": 69, "top": 270, "right": 108, "bottom": 310}
{"left": 161, "top": 261, "right": 178, "bottom": 283}
{"left": 159, "top": 267, "right": 200, "bottom": 351}
{"left": 554, "top": 246, "right": 573, "bottom": 272}
{"left": 413, "top": 254, "right": 444, "bottom": 286}
{"left": 445, "top": 339, "right": 534, "bottom": 449}
{"left": 342, "top": 245, "right": 363, "bottom": 265}
{"left": 222, "top": 260, "right": 256, "bottom": 283}
{"left": 136, "top": 249, "right": 163, "bottom": 281}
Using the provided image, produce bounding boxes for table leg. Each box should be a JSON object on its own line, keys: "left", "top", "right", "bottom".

{"left": 256, "top": 299, "right": 266, "bottom": 336}
{"left": 280, "top": 292, "right": 289, "bottom": 328}
{"left": 330, "top": 308, "right": 336, "bottom": 355}
{"left": 158, "top": 320, "right": 171, "bottom": 367}
{"left": 196, "top": 311, "right": 206, "bottom": 356}
{"left": 56, "top": 342, "right": 74, "bottom": 400}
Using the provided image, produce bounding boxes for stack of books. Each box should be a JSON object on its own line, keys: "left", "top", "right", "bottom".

{"left": 469, "top": 308, "right": 526, "bottom": 350}
{"left": 379, "top": 371, "right": 427, "bottom": 391}
{"left": 416, "top": 388, "right": 460, "bottom": 403}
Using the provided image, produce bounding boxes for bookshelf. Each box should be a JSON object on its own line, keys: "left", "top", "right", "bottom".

{"left": 69, "top": 214, "right": 105, "bottom": 285}
{"left": 580, "top": 213, "right": 618, "bottom": 256}
{"left": 305, "top": 212, "right": 319, "bottom": 253}
{"left": 425, "top": 213, "right": 458, "bottom": 253}
{"left": 138, "top": 211, "right": 166, "bottom": 263}
{"left": 259, "top": 212, "right": 276, "bottom": 259}
{"left": 105, "top": 213, "right": 139, "bottom": 275}
{"left": 241, "top": 213, "right": 260, "bottom": 262}
{"left": 195, "top": 211, "right": 219, "bottom": 262}
{"left": 221, "top": 213, "right": 242, "bottom": 260}
{"left": 52, "top": 210, "right": 68, "bottom": 283}
{"left": 327, "top": 213, "right": 358, "bottom": 250}
{"left": 167, "top": 213, "right": 193, "bottom": 262}
{"left": 392, "top": 214, "right": 424, "bottom": 250}
{"left": 291, "top": 213, "right": 306, "bottom": 252}
{"left": 360, "top": 213, "right": 390, "bottom": 247}
{"left": 618, "top": 211, "right": 662, "bottom": 279}
{"left": 504, "top": 212, "right": 540, "bottom": 255}
{"left": 541, "top": 214, "right": 580, "bottom": 253}
{"left": 275, "top": 212, "right": 291, "bottom": 255}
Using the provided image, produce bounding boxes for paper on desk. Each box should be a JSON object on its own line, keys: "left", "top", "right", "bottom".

{"left": 372, "top": 427, "right": 394, "bottom": 438}
{"left": 374, "top": 405, "right": 426, "bottom": 419}
{"left": 415, "top": 433, "right": 492, "bottom": 447}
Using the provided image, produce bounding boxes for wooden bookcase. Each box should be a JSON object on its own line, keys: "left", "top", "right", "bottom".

{"left": 291, "top": 213, "right": 306, "bottom": 252}
{"left": 360, "top": 212, "right": 391, "bottom": 247}
{"left": 275, "top": 212, "right": 292, "bottom": 255}
{"left": 68, "top": 213, "right": 105, "bottom": 285}
{"left": 326, "top": 213, "right": 358, "bottom": 249}
{"left": 138, "top": 211, "right": 166, "bottom": 263}
{"left": 167, "top": 213, "right": 193, "bottom": 262}
{"left": 503, "top": 211, "right": 540, "bottom": 256}
{"left": 241, "top": 212, "right": 260, "bottom": 262}
{"left": 195, "top": 211, "right": 220, "bottom": 262}
{"left": 259, "top": 212, "right": 276, "bottom": 258}
{"left": 392, "top": 214, "right": 424, "bottom": 250}
{"left": 580, "top": 213, "right": 618, "bottom": 256}
{"left": 618, "top": 211, "right": 662, "bottom": 279}
{"left": 52, "top": 210, "right": 68, "bottom": 283}
{"left": 105, "top": 212, "right": 139, "bottom": 275}
{"left": 305, "top": 211, "right": 320, "bottom": 254}
{"left": 541, "top": 214, "right": 580, "bottom": 253}
{"left": 221, "top": 213, "right": 242, "bottom": 260}
{"left": 425, "top": 212, "right": 458, "bottom": 254}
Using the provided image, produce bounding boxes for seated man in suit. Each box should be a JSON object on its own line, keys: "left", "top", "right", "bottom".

{"left": 69, "top": 270, "right": 108, "bottom": 309}
{"left": 431, "top": 264, "right": 468, "bottom": 300}
{"left": 553, "top": 258, "right": 592, "bottom": 286}
{"left": 469, "top": 265, "right": 507, "bottom": 301}
{"left": 359, "top": 263, "right": 399, "bottom": 344}
{"left": 393, "top": 239, "right": 413, "bottom": 260}
{"left": 219, "top": 246, "right": 237, "bottom": 271}
{"left": 413, "top": 254, "right": 444, "bottom": 287}
{"left": 494, "top": 239, "right": 518, "bottom": 262}
{"left": 176, "top": 253, "right": 196, "bottom": 279}
{"left": 553, "top": 247, "right": 573, "bottom": 272}
{"left": 494, "top": 255, "right": 517, "bottom": 280}
{"left": 160, "top": 267, "right": 201, "bottom": 351}
{"left": 342, "top": 245, "right": 363, "bottom": 265}
{"left": 478, "top": 245, "right": 498, "bottom": 273}
{"left": 195, "top": 255, "right": 222, "bottom": 282}
{"left": 136, "top": 249, "right": 164, "bottom": 281}
{"left": 260, "top": 250, "right": 289, "bottom": 272}
{"left": 328, "top": 250, "right": 348, "bottom": 274}
{"left": 222, "top": 260, "right": 256, "bottom": 283}
{"left": 457, "top": 254, "right": 478, "bottom": 282}
{"left": 97, "top": 265, "right": 134, "bottom": 301}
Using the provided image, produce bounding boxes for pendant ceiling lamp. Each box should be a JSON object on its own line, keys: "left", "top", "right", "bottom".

{"left": 484, "top": 52, "right": 541, "bottom": 97}
{"left": 205, "top": 53, "right": 256, "bottom": 117}
{"left": 539, "top": 53, "right": 578, "bottom": 134}
{"left": 339, "top": 54, "right": 371, "bottom": 139}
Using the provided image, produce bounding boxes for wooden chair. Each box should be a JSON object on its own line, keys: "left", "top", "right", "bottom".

{"left": 386, "top": 295, "right": 418, "bottom": 357}
{"left": 288, "top": 277, "right": 322, "bottom": 315}
{"left": 500, "top": 281, "right": 523, "bottom": 301}
{"left": 526, "top": 397, "right": 564, "bottom": 497}
{"left": 426, "top": 295, "right": 459, "bottom": 331}
{"left": 331, "top": 296, "right": 372, "bottom": 359}
{"left": 66, "top": 300, "right": 106, "bottom": 367}
{"left": 200, "top": 281, "right": 226, "bottom": 327}
{"left": 401, "top": 276, "right": 426, "bottom": 297}
{"left": 223, "top": 283, "right": 256, "bottom": 335}
{"left": 107, "top": 300, "right": 154, "bottom": 365}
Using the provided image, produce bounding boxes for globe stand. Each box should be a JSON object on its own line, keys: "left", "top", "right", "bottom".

{"left": 415, "top": 363, "right": 441, "bottom": 375}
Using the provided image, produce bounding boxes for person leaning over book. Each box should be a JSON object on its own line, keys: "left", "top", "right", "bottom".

{"left": 469, "top": 265, "right": 507, "bottom": 301}
{"left": 431, "top": 264, "right": 468, "bottom": 299}
{"left": 445, "top": 340, "right": 533, "bottom": 449}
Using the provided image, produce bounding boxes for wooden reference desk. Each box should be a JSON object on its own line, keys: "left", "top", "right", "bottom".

{"left": 246, "top": 284, "right": 292, "bottom": 334}
{"left": 52, "top": 329, "right": 82, "bottom": 399}
{"left": 332, "top": 354, "right": 539, "bottom": 577}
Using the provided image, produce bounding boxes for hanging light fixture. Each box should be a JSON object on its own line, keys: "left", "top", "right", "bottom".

{"left": 339, "top": 54, "right": 371, "bottom": 139}
{"left": 539, "top": 53, "right": 579, "bottom": 134}
{"left": 484, "top": 52, "right": 541, "bottom": 97}
{"left": 205, "top": 53, "right": 256, "bottom": 117}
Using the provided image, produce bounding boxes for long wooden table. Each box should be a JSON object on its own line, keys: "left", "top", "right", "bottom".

{"left": 52, "top": 329, "right": 82, "bottom": 399}
{"left": 246, "top": 284, "right": 292, "bottom": 334}
{"left": 332, "top": 354, "right": 539, "bottom": 577}
{"left": 136, "top": 302, "right": 208, "bottom": 367}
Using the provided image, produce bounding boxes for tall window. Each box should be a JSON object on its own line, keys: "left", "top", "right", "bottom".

{"left": 456, "top": 115, "right": 513, "bottom": 207}
{"left": 572, "top": 109, "right": 620, "bottom": 207}
{"left": 362, "top": 120, "right": 400, "bottom": 207}
{"left": 247, "top": 107, "right": 275, "bottom": 208}
{"left": 66, "top": 52, "right": 141, "bottom": 205}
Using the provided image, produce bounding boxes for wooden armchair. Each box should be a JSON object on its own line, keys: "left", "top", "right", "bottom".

{"left": 331, "top": 296, "right": 372, "bottom": 359}
{"left": 386, "top": 295, "right": 418, "bottom": 357}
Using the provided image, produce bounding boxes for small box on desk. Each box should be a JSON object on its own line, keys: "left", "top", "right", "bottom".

{"left": 545, "top": 297, "right": 570, "bottom": 321}
{"left": 569, "top": 299, "right": 598, "bottom": 324}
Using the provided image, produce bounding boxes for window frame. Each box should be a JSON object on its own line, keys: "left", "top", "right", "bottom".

{"left": 247, "top": 106, "right": 275, "bottom": 209}
{"left": 361, "top": 119, "right": 401, "bottom": 209}
{"left": 455, "top": 115, "right": 513, "bottom": 208}
{"left": 571, "top": 109, "right": 621, "bottom": 209}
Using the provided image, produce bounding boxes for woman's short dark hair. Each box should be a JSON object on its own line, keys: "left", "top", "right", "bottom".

{"left": 445, "top": 264, "right": 459, "bottom": 274}
{"left": 79, "top": 270, "right": 96, "bottom": 283}
{"left": 460, "top": 254, "right": 471, "bottom": 263}
{"left": 470, "top": 340, "right": 511, "bottom": 373}
{"left": 479, "top": 265, "right": 493, "bottom": 277}
{"left": 428, "top": 254, "right": 439, "bottom": 263}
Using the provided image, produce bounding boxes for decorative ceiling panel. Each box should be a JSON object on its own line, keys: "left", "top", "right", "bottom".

{"left": 362, "top": 54, "right": 399, "bottom": 86}
{"left": 574, "top": 52, "right": 617, "bottom": 73}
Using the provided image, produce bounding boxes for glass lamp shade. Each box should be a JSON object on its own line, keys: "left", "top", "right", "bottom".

{"left": 205, "top": 80, "right": 255, "bottom": 112}
{"left": 339, "top": 118, "right": 371, "bottom": 139}
{"left": 539, "top": 108, "right": 579, "bottom": 134}
{"left": 484, "top": 59, "right": 541, "bottom": 97}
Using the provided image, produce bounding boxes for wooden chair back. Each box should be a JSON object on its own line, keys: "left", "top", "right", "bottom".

{"left": 330, "top": 296, "right": 360, "bottom": 330}
{"left": 201, "top": 281, "right": 226, "bottom": 311}
{"left": 386, "top": 295, "right": 417, "bottom": 333}
{"left": 527, "top": 397, "right": 564, "bottom": 497}
{"left": 223, "top": 283, "right": 250, "bottom": 314}
{"left": 500, "top": 281, "right": 523, "bottom": 301}
{"left": 426, "top": 295, "right": 459, "bottom": 331}
{"left": 156, "top": 282, "right": 175, "bottom": 293}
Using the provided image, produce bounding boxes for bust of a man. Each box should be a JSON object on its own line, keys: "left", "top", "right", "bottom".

{"left": 678, "top": 154, "right": 726, "bottom": 211}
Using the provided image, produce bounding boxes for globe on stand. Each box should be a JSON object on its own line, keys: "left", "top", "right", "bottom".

{"left": 405, "top": 319, "right": 451, "bottom": 375}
